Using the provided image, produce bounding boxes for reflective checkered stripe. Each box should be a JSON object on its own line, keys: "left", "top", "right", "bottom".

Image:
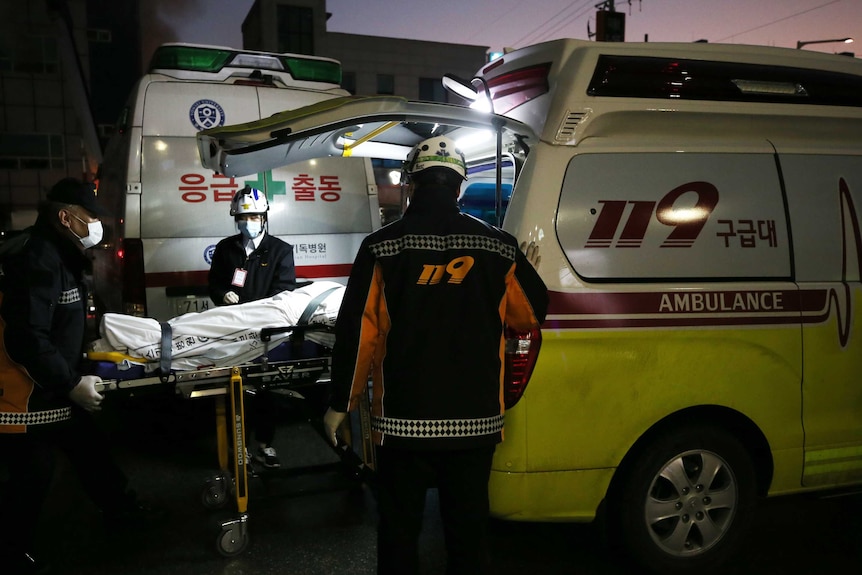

{"left": 370, "top": 234, "right": 516, "bottom": 260}
{"left": 372, "top": 414, "right": 505, "bottom": 439}
{"left": 0, "top": 407, "right": 72, "bottom": 428}
{"left": 58, "top": 287, "right": 81, "bottom": 304}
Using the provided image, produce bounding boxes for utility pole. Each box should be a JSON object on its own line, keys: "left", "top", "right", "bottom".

{"left": 595, "top": 1, "right": 626, "bottom": 42}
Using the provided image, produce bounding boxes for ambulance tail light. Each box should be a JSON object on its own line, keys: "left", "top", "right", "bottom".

{"left": 120, "top": 238, "right": 147, "bottom": 317}
{"left": 485, "top": 63, "right": 551, "bottom": 114}
{"left": 504, "top": 326, "right": 542, "bottom": 409}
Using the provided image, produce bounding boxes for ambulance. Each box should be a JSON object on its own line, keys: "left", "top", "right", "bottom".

{"left": 94, "top": 44, "right": 380, "bottom": 321}
{"left": 196, "top": 40, "right": 862, "bottom": 574}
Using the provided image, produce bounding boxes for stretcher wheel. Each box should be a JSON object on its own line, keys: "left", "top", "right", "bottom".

{"left": 216, "top": 526, "right": 250, "bottom": 557}
{"left": 201, "top": 474, "right": 230, "bottom": 510}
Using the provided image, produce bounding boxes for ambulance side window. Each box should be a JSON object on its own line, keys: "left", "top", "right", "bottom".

{"left": 556, "top": 152, "right": 792, "bottom": 281}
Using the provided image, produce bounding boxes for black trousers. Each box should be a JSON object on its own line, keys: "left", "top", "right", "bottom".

{"left": 375, "top": 444, "right": 496, "bottom": 575}
{"left": 247, "top": 388, "right": 278, "bottom": 446}
{"left": 0, "top": 408, "right": 131, "bottom": 557}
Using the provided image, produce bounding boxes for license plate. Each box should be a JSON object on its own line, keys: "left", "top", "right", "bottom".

{"left": 173, "top": 296, "right": 212, "bottom": 315}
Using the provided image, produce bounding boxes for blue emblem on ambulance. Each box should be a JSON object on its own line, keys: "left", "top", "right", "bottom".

{"left": 204, "top": 245, "right": 216, "bottom": 265}
{"left": 189, "top": 100, "right": 225, "bottom": 130}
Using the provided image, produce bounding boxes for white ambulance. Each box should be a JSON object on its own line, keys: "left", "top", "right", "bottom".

{"left": 94, "top": 44, "right": 379, "bottom": 321}
{"left": 196, "top": 40, "right": 862, "bottom": 574}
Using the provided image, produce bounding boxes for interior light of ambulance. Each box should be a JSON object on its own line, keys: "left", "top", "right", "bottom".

{"left": 484, "top": 63, "right": 551, "bottom": 114}
{"left": 469, "top": 95, "right": 493, "bottom": 113}
{"left": 504, "top": 326, "right": 542, "bottom": 409}
{"left": 455, "top": 130, "right": 493, "bottom": 151}
{"left": 337, "top": 136, "right": 409, "bottom": 160}
{"left": 442, "top": 74, "right": 480, "bottom": 102}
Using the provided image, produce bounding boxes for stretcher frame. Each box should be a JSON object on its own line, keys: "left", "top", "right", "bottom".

{"left": 92, "top": 325, "right": 375, "bottom": 556}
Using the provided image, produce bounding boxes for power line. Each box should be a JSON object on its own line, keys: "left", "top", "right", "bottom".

{"left": 510, "top": 0, "right": 593, "bottom": 48}
{"left": 532, "top": 1, "right": 597, "bottom": 44}
{"left": 480, "top": 0, "right": 529, "bottom": 35}
{"left": 715, "top": 0, "right": 842, "bottom": 42}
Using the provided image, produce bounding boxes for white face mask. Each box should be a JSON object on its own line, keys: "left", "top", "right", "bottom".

{"left": 238, "top": 220, "right": 262, "bottom": 239}
{"left": 70, "top": 213, "right": 104, "bottom": 249}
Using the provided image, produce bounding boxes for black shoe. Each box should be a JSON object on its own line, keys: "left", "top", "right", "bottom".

{"left": 255, "top": 446, "right": 282, "bottom": 468}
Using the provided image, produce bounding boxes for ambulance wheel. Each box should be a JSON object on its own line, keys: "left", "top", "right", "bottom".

{"left": 614, "top": 424, "right": 756, "bottom": 574}
{"left": 216, "top": 527, "right": 249, "bottom": 557}
{"left": 201, "top": 474, "right": 230, "bottom": 510}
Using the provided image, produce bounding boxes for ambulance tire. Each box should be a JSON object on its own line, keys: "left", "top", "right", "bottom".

{"left": 615, "top": 424, "right": 756, "bottom": 575}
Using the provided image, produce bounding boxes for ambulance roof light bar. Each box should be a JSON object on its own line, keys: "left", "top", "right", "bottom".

{"left": 149, "top": 44, "right": 342, "bottom": 86}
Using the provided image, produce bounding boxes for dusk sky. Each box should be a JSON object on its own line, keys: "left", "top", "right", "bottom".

{"left": 145, "top": 0, "right": 861, "bottom": 64}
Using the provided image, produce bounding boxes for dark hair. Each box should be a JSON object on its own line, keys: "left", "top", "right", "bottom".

{"left": 411, "top": 166, "right": 464, "bottom": 190}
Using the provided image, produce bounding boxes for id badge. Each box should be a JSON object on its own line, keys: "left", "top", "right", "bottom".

{"left": 231, "top": 268, "right": 247, "bottom": 287}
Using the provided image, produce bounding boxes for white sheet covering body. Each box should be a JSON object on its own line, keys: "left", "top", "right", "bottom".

{"left": 90, "top": 281, "right": 344, "bottom": 371}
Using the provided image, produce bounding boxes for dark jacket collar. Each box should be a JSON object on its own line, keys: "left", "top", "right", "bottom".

{"left": 33, "top": 214, "right": 89, "bottom": 276}
{"left": 405, "top": 186, "right": 460, "bottom": 215}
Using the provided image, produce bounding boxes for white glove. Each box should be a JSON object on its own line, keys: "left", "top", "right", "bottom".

{"left": 323, "top": 407, "right": 348, "bottom": 447}
{"left": 69, "top": 375, "right": 104, "bottom": 412}
{"left": 520, "top": 240, "right": 541, "bottom": 270}
{"left": 223, "top": 291, "right": 240, "bottom": 304}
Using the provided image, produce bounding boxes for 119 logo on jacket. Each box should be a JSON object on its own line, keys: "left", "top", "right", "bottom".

{"left": 416, "top": 256, "right": 475, "bottom": 285}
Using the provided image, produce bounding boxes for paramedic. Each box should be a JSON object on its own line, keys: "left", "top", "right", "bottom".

{"left": 323, "top": 136, "right": 548, "bottom": 575}
{"left": 208, "top": 185, "right": 297, "bottom": 468}
{"left": 0, "top": 178, "right": 160, "bottom": 575}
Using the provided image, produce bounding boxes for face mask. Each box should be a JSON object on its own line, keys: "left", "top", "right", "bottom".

{"left": 238, "top": 220, "right": 262, "bottom": 239}
{"left": 70, "top": 213, "right": 103, "bottom": 249}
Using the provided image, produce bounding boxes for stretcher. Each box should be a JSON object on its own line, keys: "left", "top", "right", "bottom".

{"left": 87, "top": 320, "right": 375, "bottom": 557}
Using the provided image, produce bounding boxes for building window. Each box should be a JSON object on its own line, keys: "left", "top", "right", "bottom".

{"left": 342, "top": 71, "right": 356, "bottom": 94}
{"left": 4, "top": 35, "right": 59, "bottom": 74}
{"left": 377, "top": 74, "right": 394, "bottom": 95}
{"left": 0, "top": 133, "right": 65, "bottom": 170}
{"left": 276, "top": 5, "right": 314, "bottom": 55}
{"left": 419, "top": 77, "right": 447, "bottom": 103}
{"left": 87, "top": 29, "right": 113, "bottom": 43}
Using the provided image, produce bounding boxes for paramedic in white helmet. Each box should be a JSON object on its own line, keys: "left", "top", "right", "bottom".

{"left": 324, "top": 135, "right": 548, "bottom": 574}
{"left": 208, "top": 185, "right": 298, "bottom": 468}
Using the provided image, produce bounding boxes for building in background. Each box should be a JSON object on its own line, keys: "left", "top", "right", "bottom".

{"left": 241, "top": 0, "right": 490, "bottom": 216}
{"left": 0, "top": 0, "right": 140, "bottom": 234}
{"left": 242, "top": 0, "right": 488, "bottom": 100}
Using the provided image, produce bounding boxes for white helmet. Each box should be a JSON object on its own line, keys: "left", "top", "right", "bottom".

{"left": 404, "top": 136, "right": 467, "bottom": 180}
{"left": 230, "top": 185, "right": 268, "bottom": 216}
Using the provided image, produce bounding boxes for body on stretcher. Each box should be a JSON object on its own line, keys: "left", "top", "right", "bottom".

{"left": 87, "top": 326, "right": 332, "bottom": 398}
{"left": 87, "top": 280, "right": 344, "bottom": 372}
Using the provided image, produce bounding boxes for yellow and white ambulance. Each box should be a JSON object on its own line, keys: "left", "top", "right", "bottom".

{"left": 94, "top": 44, "right": 380, "bottom": 321}
{"left": 195, "top": 39, "right": 862, "bottom": 574}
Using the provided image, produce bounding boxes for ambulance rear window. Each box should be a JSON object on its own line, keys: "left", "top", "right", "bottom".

{"left": 587, "top": 55, "right": 862, "bottom": 107}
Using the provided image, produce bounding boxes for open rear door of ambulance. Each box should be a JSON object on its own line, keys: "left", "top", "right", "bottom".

{"left": 195, "top": 95, "right": 536, "bottom": 180}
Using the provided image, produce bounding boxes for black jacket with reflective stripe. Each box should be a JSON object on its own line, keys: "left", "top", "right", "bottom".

{"left": 330, "top": 186, "right": 548, "bottom": 450}
{"left": 0, "top": 216, "right": 89, "bottom": 432}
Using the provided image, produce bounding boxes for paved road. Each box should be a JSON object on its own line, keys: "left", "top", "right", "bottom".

{"left": 14, "top": 393, "right": 862, "bottom": 575}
